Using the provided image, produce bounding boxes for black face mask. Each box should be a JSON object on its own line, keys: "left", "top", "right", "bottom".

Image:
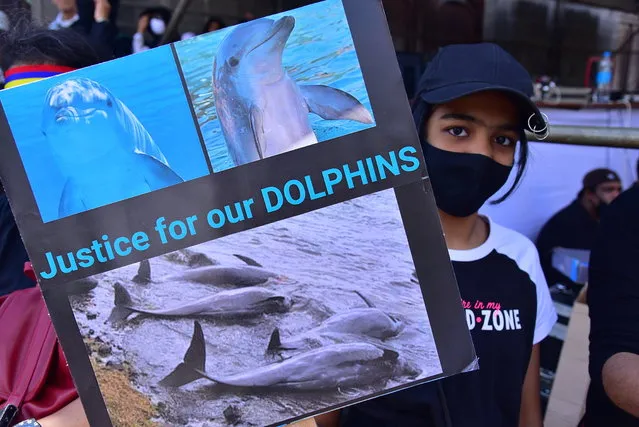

{"left": 421, "top": 139, "right": 513, "bottom": 218}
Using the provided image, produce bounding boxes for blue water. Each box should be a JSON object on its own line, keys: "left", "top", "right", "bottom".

{"left": 174, "top": 0, "right": 376, "bottom": 172}
{"left": 0, "top": 46, "right": 210, "bottom": 223}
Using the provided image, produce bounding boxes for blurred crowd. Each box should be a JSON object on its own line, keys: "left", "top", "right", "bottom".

{"left": 0, "top": 0, "right": 255, "bottom": 83}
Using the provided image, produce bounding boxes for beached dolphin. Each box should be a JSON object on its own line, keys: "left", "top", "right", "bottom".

{"left": 138, "top": 257, "right": 284, "bottom": 287}
{"left": 107, "top": 283, "right": 292, "bottom": 324}
{"left": 160, "top": 321, "right": 420, "bottom": 391}
{"left": 41, "top": 77, "right": 184, "bottom": 217}
{"left": 165, "top": 265, "right": 284, "bottom": 287}
{"left": 64, "top": 277, "right": 99, "bottom": 296}
{"left": 266, "top": 291, "right": 404, "bottom": 355}
{"left": 212, "top": 15, "right": 375, "bottom": 166}
{"left": 266, "top": 307, "right": 405, "bottom": 355}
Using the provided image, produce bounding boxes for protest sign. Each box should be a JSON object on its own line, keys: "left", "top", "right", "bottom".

{"left": 0, "top": 1, "right": 477, "bottom": 426}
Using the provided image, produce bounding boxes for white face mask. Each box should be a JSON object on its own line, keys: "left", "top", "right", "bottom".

{"left": 149, "top": 17, "right": 166, "bottom": 35}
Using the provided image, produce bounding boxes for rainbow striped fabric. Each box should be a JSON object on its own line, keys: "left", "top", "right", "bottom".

{"left": 3, "top": 64, "right": 76, "bottom": 89}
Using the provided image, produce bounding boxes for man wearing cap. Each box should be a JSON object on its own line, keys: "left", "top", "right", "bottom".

{"left": 536, "top": 168, "right": 622, "bottom": 291}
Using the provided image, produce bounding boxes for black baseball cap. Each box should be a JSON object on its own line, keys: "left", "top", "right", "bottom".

{"left": 583, "top": 168, "right": 621, "bottom": 190}
{"left": 415, "top": 43, "right": 547, "bottom": 134}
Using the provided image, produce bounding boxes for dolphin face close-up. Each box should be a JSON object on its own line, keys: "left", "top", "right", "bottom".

{"left": 214, "top": 16, "right": 295, "bottom": 83}
{"left": 42, "top": 78, "right": 120, "bottom": 165}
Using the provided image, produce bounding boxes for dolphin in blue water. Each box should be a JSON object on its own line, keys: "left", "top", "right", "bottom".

{"left": 41, "top": 77, "right": 184, "bottom": 218}
{"left": 212, "top": 15, "right": 375, "bottom": 166}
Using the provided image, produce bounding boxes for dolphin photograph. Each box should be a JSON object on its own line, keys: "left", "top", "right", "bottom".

{"left": 0, "top": 44, "right": 211, "bottom": 223}
{"left": 63, "top": 188, "right": 442, "bottom": 426}
{"left": 175, "top": 0, "right": 376, "bottom": 171}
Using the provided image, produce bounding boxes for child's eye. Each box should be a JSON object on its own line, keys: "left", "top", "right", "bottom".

{"left": 447, "top": 127, "right": 468, "bottom": 137}
{"left": 495, "top": 135, "right": 515, "bottom": 146}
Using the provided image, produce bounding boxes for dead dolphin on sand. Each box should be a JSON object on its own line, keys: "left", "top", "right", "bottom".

{"left": 131, "top": 256, "right": 283, "bottom": 288}
{"left": 64, "top": 277, "right": 99, "bottom": 295}
{"left": 164, "top": 265, "right": 283, "bottom": 288}
{"left": 266, "top": 291, "right": 405, "bottom": 356}
{"left": 159, "top": 321, "right": 420, "bottom": 392}
{"left": 107, "top": 283, "right": 292, "bottom": 324}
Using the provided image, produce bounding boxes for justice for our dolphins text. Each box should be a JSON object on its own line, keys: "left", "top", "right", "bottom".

{"left": 39, "top": 145, "right": 421, "bottom": 280}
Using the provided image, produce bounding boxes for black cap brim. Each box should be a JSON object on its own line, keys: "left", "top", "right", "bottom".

{"left": 419, "top": 82, "right": 546, "bottom": 134}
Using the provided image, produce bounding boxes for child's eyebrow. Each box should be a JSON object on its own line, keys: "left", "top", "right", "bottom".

{"left": 440, "top": 113, "right": 519, "bottom": 133}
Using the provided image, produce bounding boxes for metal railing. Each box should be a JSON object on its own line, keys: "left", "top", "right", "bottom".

{"left": 527, "top": 124, "right": 639, "bottom": 149}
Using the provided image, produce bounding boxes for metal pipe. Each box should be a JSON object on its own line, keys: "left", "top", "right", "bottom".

{"left": 526, "top": 125, "right": 639, "bottom": 149}
{"left": 160, "top": 0, "right": 194, "bottom": 45}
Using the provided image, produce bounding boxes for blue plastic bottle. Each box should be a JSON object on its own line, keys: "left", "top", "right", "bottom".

{"left": 595, "top": 51, "right": 613, "bottom": 102}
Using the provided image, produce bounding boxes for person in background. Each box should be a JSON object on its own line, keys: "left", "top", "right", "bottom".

{"left": 48, "top": 0, "right": 80, "bottom": 30}
{"left": 0, "top": 10, "right": 9, "bottom": 89}
{"left": 315, "top": 42, "right": 557, "bottom": 427}
{"left": 202, "top": 16, "right": 226, "bottom": 34}
{"left": 581, "top": 185, "right": 639, "bottom": 426}
{"left": 0, "top": 11, "right": 8, "bottom": 35}
{"left": 48, "top": 0, "right": 116, "bottom": 58}
{"left": 0, "top": 16, "right": 103, "bottom": 87}
{"left": 237, "top": 11, "right": 255, "bottom": 24}
{"left": 0, "top": 182, "right": 33, "bottom": 297}
{"left": 0, "top": 21, "right": 101, "bottom": 427}
{"left": 132, "top": 6, "right": 180, "bottom": 53}
{"left": 535, "top": 168, "right": 622, "bottom": 290}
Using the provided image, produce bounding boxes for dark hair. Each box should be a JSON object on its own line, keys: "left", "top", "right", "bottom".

{"left": 140, "top": 6, "right": 171, "bottom": 24}
{"left": 203, "top": 16, "right": 226, "bottom": 34}
{"left": 0, "top": 17, "right": 103, "bottom": 71}
{"left": 411, "top": 97, "right": 530, "bottom": 205}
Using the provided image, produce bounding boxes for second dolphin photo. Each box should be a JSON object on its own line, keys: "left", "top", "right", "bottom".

{"left": 64, "top": 188, "right": 442, "bottom": 427}
{"left": 175, "top": 0, "right": 376, "bottom": 172}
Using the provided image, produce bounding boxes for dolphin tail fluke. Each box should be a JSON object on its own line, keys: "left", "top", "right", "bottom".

{"left": 300, "top": 85, "right": 374, "bottom": 124}
{"left": 353, "top": 290, "right": 376, "bottom": 308}
{"left": 107, "top": 283, "right": 135, "bottom": 324}
{"left": 233, "top": 254, "right": 263, "bottom": 268}
{"left": 132, "top": 259, "right": 151, "bottom": 284}
{"left": 159, "top": 321, "right": 208, "bottom": 387}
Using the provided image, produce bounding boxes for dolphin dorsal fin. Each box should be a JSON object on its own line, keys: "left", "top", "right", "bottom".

{"left": 353, "top": 290, "right": 375, "bottom": 308}
{"left": 132, "top": 259, "right": 151, "bottom": 284}
{"left": 233, "top": 253, "right": 263, "bottom": 267}
{"left": 266, "top": 328, "right": 282, "bottom": 354}
{"left": 184, "top": 321, "right": 207, "bottom": 370}
{"left": 114, "top": 282, "right": 133, "bottom": 307}
{"left": 299, "top": 85, "right": 374, "bottom": 124}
